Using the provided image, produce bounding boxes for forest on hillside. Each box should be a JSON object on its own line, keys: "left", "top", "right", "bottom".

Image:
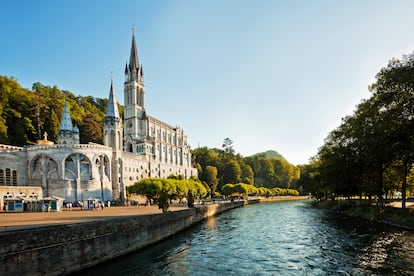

{"left": 0, "top": 75, "right": 119, "bottom": 146}
{"left": 192, "top": 139, "right": 301, "bottom": 196}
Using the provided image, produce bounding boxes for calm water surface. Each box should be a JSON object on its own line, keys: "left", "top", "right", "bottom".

{"left": 84, "top": 200, "right": 414, "bottom": 275}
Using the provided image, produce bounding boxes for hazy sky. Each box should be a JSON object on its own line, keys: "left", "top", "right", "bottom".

{"left": 2, "top": 0, "right": 414, "bottom": 165}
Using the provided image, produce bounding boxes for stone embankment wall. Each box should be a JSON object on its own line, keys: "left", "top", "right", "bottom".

{"left": 0, "top": 202, "right": 243, "bottom": 276}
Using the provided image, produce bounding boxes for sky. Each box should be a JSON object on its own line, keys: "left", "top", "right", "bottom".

{"left": 2, "top": 0, "right": 414, "bottom": 165}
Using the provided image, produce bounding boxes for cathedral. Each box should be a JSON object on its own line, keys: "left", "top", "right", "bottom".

{"left": 0, "top": 32, "right": 198, "bottom": 203}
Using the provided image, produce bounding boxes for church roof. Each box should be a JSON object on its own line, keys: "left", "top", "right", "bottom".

{"left": 59, "top": 102, "right": 73, "bottom": 131}
{"left": 106, "top": 79, "right": 120, "bottom": 118}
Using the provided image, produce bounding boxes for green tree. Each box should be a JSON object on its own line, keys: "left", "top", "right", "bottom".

{"left": 369, "top": 55, "right": 414, "bottom": 208}
{"left": 204, "top": 165, "right": 219, "bottom": 196}
{"left": 221, "top": 160, "right": 241, "bottom": 186}
{"left": 222, "top": 137, "right": 235, "bottom": 154}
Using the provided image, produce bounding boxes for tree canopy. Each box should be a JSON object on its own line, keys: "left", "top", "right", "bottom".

{"left": 299, "top": 53, "right": 414, "bottom": 208}
{"left": 127, "top": 177, "right": 208, "bottom": 212}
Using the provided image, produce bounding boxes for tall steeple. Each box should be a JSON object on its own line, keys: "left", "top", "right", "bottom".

{"left": 129, "top": 31, "right": 139, "bottom": 73}
{"left": 124, "top": 28, "right": 146, "bottom": 153}
{"left": 126, "top": 28, "right": 144, "bottom": 83}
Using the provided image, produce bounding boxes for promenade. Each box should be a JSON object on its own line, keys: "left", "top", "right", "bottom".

{"left": 0, "top": 205, "right": 187, "bottom": 232}
{"left": 0, "top": 196, "right": 309, "bottom": 232}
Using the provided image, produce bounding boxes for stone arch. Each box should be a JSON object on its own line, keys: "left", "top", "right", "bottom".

{"left": 30, "top": 155, "right": 59, "bottom": 180}
{"left": 93, "top": 153, "right": 111, "bottom": 181}
{"left": 64, "top": 153, "right": 92, "bottom": 181}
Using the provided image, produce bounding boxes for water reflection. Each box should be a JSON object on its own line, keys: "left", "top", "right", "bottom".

{"left": 81, "top": 201, "right": 414, "bottom": 275}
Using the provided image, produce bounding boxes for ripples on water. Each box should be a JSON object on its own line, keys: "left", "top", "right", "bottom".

{"left": 83, "top": 200, "right": 414, "bottom": 275}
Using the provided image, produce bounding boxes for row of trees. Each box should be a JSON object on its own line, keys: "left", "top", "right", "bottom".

{"left": 127, "top": 178, "right": 299, "bottom": 212}
{"left": 0, "top": 75, "right": 117, "bottom": 145}
{"left": 192, "top": 139, "right": 300, "bottom": 196}
{"left": 221, "top": 183, "right": 299, "bottom": 197}
{"left": 127, "top": 177, "right": 208, "bottom": 212}
{"left": 299, "top": 53, "right": 414, "bottom": 208}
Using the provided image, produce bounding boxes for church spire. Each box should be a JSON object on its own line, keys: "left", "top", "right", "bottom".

{"left": 129, "top": 29, "right": 139, "bottom": 73}
{"left": 126, "top": 27, "right": 143, "bottom": 83}
{"left": 106, "top": 78, "right": 120, "bottom": 119}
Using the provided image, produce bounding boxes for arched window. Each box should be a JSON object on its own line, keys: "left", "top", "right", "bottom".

{"left": 127, "top": 143, "right": 133, "bottom": 153}
{"left": 12, "top": 170, "right": 17, "bottom": 186}
{"left": 5, "top": 169, "right": 11, "bottom": 185}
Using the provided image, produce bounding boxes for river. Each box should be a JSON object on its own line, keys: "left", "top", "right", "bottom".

{"left": 82, "top": 200, "right": 414, "bottom": 275}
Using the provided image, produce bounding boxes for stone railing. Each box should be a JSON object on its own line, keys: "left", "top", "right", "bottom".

{"left": 25, "top": 143, "right": 112, "bottom": 152}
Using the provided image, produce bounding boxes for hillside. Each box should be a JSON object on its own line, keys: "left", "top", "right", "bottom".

{"left": 0, "top": 75, "right": 117, "bottom": 146}
{"left": 250, "top": 150, "right": 286, "bottom": 161}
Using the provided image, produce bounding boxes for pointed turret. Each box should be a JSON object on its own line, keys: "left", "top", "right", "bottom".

{"left": 59, "top": 102, "right": 73, "bottom": 131}
{"left": 106, "top": 79, "right": 120, "bottom": 119}
{"left": 58, "top": 102, "right": 79, "bottom": 144}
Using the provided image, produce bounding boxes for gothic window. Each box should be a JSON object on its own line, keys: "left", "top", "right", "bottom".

{"left": 136, "top": 90, "right": 140, "bottom": 105}
{"left": 0, "top": 169, "right": 3, "bottom": 185}
{"left": 158, "top": 144, "right": 162, "bottom": 161}
{"left": 12, "top": 170, "right": 17, "bottom": 186}
{"left": 164, "top": 146, "right": 168, "bottom": 162}
{"left": 5, "top": 169, "right": 11, "bottom": 185}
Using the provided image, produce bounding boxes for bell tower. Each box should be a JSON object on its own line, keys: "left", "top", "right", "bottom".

{"left": 124, "top": 29, "right": 145, "bottom": 152}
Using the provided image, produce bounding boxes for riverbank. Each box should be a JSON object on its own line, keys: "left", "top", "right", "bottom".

{"left": 313, "top": 199, "right": 414, "bottom": 230}
{"left": 254, "top": 195, "right": 310, "bottom": 203}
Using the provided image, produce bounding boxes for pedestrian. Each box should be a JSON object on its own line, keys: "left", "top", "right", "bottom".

{"left": 107, "top": 200, "right": 111, "bottom": 208}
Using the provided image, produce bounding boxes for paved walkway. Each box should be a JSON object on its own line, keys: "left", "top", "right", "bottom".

{"left": 0, "top": 205, "right": 188, "bottom": 232}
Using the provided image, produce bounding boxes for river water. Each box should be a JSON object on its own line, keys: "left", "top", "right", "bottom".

{"left": 84, "top": 200, "right": 414, "bottom": 275}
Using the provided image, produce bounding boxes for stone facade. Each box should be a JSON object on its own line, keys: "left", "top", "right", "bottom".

{"left": 0, "top": 32, "right": 197, "bottom": 202}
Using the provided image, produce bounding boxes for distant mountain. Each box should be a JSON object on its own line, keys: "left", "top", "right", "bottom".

{"left": 250, "top": 150, "right": 286, "bottom": 161}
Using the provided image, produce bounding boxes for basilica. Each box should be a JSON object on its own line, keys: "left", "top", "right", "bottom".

{"left": 0, "top": 32, "right": 197, "bottom": 203}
